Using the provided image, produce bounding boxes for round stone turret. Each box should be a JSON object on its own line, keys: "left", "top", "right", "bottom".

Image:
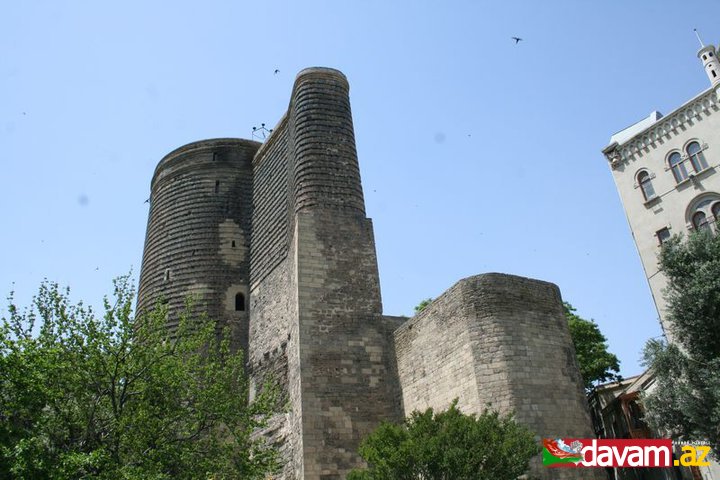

{"left": 137, "top": 138, "right": 259, "bottom": 351}
{"left": 695, "top": 30, "right": 720, "bottom": 86}
{"left": 698, "top": 44, "right": 720, "bottom": 86}
{"left": 289, "top": 67, "right": 366, "bottom": 215}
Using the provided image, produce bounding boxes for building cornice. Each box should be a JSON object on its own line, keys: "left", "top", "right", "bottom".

{"left": 603, "top": 86, "right": 720, "bottom": 169}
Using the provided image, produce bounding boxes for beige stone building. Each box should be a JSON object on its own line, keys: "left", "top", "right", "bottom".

{"left": 601, "top": 36, "right": 720, "bottom": 480}
{"left": 602, "top": 36, "right": 720, "bottom": 339}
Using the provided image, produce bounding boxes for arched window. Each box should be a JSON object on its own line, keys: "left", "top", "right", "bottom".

{"left": 712, "top": 202, "right": 720, "bottom": 222}
{"left": 686, "top": 141, "right": 708, "bottom": 172}
{"left": 686, "top": 195, "right": 720, "bottom": 234}
{"left": 669, "top": 152, "right": 688, "bottom": 183}
{"left": 692, "top": 211, "right": 709, "bottom": 231}
{"left": 235, "top": 292, "right": 246, "bottom": 311}
{"left": 637, "top": 170, "right": 656, "bottom": 201}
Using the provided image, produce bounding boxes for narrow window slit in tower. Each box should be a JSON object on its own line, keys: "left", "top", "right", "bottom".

{"left": 235, "top": 293, "right": 245, "bottom": 311}
{"left": 215, "top": 180, "right": 220, "bottom": 194}
{"left": 713, "top": 70, "right": 717, "bottom": 78}
{"left": 232, "top": 240, "right": 236, "bottom": 248}
{"left": 164, "top": 269, "right": 171, "bottom": 282}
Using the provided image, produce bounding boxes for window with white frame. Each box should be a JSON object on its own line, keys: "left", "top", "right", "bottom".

{"left": 686, "top": 141, "right": 708, "bottom": 173}
{"left": 637, "top": 170, "right": 656, "bottom": 201}
{"left": 712, "top": 202, "right": 720, "bottom": 222}
{"left": 687, "top": 194, "right": 720, "bottom": 233}
{"left": 668, "top": 152, "right": 688, "bottom": 183}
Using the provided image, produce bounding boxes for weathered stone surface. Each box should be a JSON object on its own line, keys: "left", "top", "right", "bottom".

{"left": 137, "top": 138, "right": 257, "bottom": 353}
{"left": 395, "top": 273, "right": 605, "bottom": 479}
{"left": 137, "top": 68, "right": 603, "bottom": 480}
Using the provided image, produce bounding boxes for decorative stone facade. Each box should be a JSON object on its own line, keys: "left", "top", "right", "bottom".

{"left": 138, "top": 67, "right": 599, "bottom": 479}
{"left": 602, "top": 40, "right": 720, "bottom": 480}
{"left": 602, "top": 42, "right": 720, "bottom": 339}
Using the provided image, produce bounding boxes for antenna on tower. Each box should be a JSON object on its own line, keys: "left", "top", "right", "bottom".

{"left": 694, "top": 28, "right": 705, "bottom": 48}
{"left": 251, "top": 123, "right": 273, "bottom": 141}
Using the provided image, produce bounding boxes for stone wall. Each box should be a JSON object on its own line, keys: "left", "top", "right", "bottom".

{"left": 395, "top": 273, "right": 604, "bottom": 479}
{"left": 286, "top": 67, "right": 403, "bottom": 479}
{"left": 251, "top": 117, "right": 291, "bottom": 290}
{"left": 248, "top": 250, "right": 303, "bottom": 478}
{"left": 137, "top": 138, "right": 258, "bottom": 352}
{"left": 248, "top": 67, "right": 404, "bottom": 479}
{"left": 293, "top": 211, "right": 402, "bottom": 479}
{"left": 137, "top": 68, "right": 604, "bottom": 480}
{"left": 394, "top": 282, "right": 483, "bottom": 414}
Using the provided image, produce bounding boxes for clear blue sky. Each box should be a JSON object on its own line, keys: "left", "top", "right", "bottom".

{"left": 2, "top": 0, "right": 718, "bottom": 377}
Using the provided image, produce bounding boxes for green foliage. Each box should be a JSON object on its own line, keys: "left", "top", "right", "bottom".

{"left": 414, "top": 298, "right": 433, "bottom": 314}
{"left": 642, "top": 340, "right": 720, "bottom": 458}
{"left": 642, "top": 230, "right": 720, "bottom": 458}
{"left": 657, "top": 230, "right": 720, "bottom": 358}
{"left": 347, "top": 400, "right": 539, "bottom": 480}
{"left": 563, "top": 302, "right": 621, "bottom": 390}
{"left": 0, "top": 276, "right": 279, "bottom": 479}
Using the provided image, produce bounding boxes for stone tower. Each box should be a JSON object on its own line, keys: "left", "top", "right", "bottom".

{"left": 137, "top": 139, "right": 257, "bottom": 352}
{"left": 247, "top": 68, "right": 402, "bottom": 478}
{"left": 138, "top": 67, "right": 600, "bottom": 479}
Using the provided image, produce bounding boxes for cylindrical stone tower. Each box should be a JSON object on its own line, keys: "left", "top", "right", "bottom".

{"left": 284, "top": 67, "right": 402, "bottom": 478}
{"left": 291, "top": 67, "right": 366, "bottom": 216}
{"left": 137, "top": 138, "right": 260, "bottom": 352}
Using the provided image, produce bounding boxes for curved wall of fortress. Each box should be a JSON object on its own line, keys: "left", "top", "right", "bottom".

{"left": 138, "top": 67, "right": 602, "bottom": 479}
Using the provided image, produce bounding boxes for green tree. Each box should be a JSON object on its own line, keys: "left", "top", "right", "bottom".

{"left": 347, "top": 400, "right": 539, "bottom": 480}
{"left": 414, "top": 298, "right": 433, "bottom": 314}
{"left": 642, "top": 230, "right": 720, "bottom": 457}
{"left": 563, "top": 302, "right": 621, "bottom": 390}
{"left": 0, "top": 276, "right": 279, "bottom": 479}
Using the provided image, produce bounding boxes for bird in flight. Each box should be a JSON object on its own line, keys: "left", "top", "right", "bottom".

{"left": 511, "top": 37, "right": 523, "bottom": 44}
{"left": 274, "top": 69, "right": 280, "bottom": 75}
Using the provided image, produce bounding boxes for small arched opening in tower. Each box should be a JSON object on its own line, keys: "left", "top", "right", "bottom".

{"left": 235, "top": 292, "right": 246, "bottom": 312}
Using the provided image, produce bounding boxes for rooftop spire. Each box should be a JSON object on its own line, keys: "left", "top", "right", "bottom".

{"left": 695, "top": 31, "right": 720, "bottom": 88}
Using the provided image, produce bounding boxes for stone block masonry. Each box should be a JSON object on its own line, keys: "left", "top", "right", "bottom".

{"left": 137, "top": 67, "right": 603, "bottom": 479}
{"left": 137, "top": 138, "right": 258, "bottom": 354}
{"left": 395, "top": 273, "right": 605, "bottom": 479}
